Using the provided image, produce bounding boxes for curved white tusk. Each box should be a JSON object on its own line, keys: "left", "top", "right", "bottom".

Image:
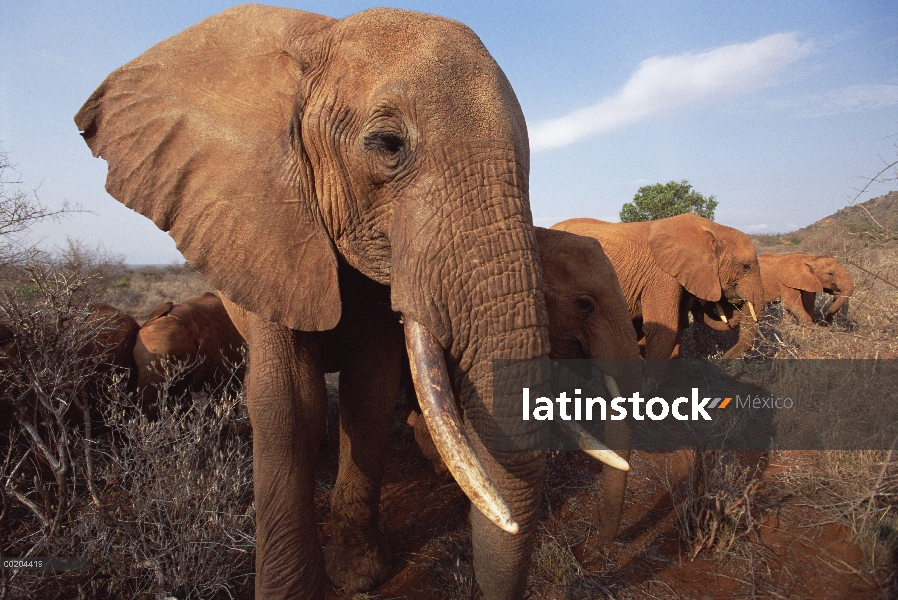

{"left": 715, "top": 303, "right": 729, "bottom": 324}
{"left": 405, "top": 319, "right": 519, "bottom": 534}
{"left": 747, "top": 301, "right": 758, "bottom": 322}
{"left": 556, "top": 419, "right": 630, "bottom": 471}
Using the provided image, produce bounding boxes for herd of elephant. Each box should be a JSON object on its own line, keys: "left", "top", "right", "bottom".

{"left": 56, "top": 5, "right": 856, "bottom": 599}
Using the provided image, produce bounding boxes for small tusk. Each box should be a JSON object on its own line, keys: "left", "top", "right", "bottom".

{"left": 555, "top": 419, "right": 630, "bottom": 471}
{"left": 405, "top": 319, "right": 519, "bottom": 534}
{"left": 603, "top": 374, "right": 621, "bottom": 399}
{"left": 747, "top": 301, "right": 758, "bottom": 322}
{"left": 715, "top": 303, "right": 728, "bottom": 324}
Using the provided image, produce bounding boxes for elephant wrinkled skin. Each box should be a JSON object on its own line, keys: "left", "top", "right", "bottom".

{"left": 76, "top": 6, "right": 551, "bottom": 599}
{"left": 134, "top": 292, "right": 246, "bottom": 411}
{"left": 758, "top": 253, "right": 854, "bottom": 324}
{"left": 413, "top": 227, "right": 642, "bottom": 542}
{"left": 553, "top": 214, "right": 764, "bottom": 360}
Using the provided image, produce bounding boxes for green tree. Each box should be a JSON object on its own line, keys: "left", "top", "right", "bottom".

{"left": 619, "top": 180, "right": 718, "bottom": 222}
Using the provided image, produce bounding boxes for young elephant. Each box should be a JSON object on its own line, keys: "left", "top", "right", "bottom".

{"left": 758, "top": 253, "right": 854, "bottom": 324}
{"left": 553, "top": 214, "right": 764, "bottom": 360}
{"left": 413, "top": 227, "right": 642, "bottom": 543}
{"left": 134, "top": 292, "right": 245, "bottom": 409}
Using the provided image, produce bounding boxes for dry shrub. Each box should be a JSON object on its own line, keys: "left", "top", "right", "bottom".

{"left": 664, "top": 450, "right": 762, "bottom": 559}
{"left": 1, "top": 267, "right": 115, "bottom": 535}
{"left": 1, "top": 269, "right": 254, "bottom": 599}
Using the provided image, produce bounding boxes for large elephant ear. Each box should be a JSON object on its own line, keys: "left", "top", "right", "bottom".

{"left": 75, "top": 5, "right": 340, "bottom": 331}
{"left": 648, "top": 215, "right": 722, "bottom": 302}
{"left": 779, "top": 258, "right": 823, "bottom": 293}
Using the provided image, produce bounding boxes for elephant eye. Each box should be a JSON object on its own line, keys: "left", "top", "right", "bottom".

{"left": 364, "top": 132, "right": 405, "bottom": 155}
{"left": 575, "top": 295, "right": 595, "bottom": 316}
{"left": 741, "top": 263, "right": 751, "bottom": 272}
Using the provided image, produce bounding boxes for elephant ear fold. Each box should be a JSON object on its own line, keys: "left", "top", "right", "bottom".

{"left": 648, "top": 215, "right": 722, "bottom": 302}
{"left": 780, "top": 260, "right": 823, "bottom": 293}
{"left": 75, "top": 5, "right": 340, "bottom": 332}
{"left": 145, "top": 302, "right": 175, "bottom": 325}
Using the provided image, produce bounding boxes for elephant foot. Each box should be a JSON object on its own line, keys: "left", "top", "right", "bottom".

{"left": 324, "top": 528, "right": 392, "bottom": 593}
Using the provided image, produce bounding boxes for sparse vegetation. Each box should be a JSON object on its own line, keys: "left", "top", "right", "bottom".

{"left": 0, "top": 267, "right": 254, "bottom": 599}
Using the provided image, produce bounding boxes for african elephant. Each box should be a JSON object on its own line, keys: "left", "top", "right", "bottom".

{"left": 76, "top": 6, "right": 552, "bottom": 599}
{"left": 85, "top": 303, "right": 141, "bottom": 390}
{"left": 412, "top": 227, "right": 641, "bottom": 543}
{"left": 134, "top": 292, "right": 246, "bottom": 410}
{"left": 758, "top": 253, "right": 854, "bottom": 324}
{"left": 553, "top": 214, "right": 764, "bottom": 360}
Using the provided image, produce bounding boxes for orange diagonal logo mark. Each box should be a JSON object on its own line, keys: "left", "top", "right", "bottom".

{"left": 718, "top": 397, "right": 732, "bottom": 409}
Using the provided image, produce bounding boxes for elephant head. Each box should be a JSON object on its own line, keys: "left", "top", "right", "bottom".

{"left": 534, "top": 227, "right": 640, "bottom": 542}
{"left": 76, "top": 6, "right": 550, "bottom": 599}
{"left": 133, "top": 292, "right": 245, "bottom": 410}
{"left": 646, "top": 214, "right": 764, "bottom": 358}
{"left": 759, "top": 253, "right": 854, "bottom": 324}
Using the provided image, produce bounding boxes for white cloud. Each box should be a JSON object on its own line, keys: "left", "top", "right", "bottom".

{"left": 742, "top": 223, "right": 771, "bottom": 233}
{"left": 530, "top": 33, "right": 813, "bottom": 152}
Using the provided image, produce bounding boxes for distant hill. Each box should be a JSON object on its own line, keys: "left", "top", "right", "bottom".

{"left": 800, "top": 190, "right": 898, "bottom": 237}
{"left": 751, "top": 190, "right": 898, "bottom": 253}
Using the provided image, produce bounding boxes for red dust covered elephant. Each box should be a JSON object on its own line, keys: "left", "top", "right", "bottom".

{"left": 77, "top": 5, "right": 560, "bottom": 598}
{"left": 758, "top": 253, "right": 854, "bottom": 324}
{"left": 134, "top": 292, "right": 245, "bottom": 409}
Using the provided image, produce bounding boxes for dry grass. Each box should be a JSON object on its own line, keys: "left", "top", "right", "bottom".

{"left": 673, "top": 226, "right": 898, "bottom": 597}
{"left": 663, "top": 450, "right": 762, "bottom": 559}
{"left": 102, "top": 264, "right": 215, "bottom": 324}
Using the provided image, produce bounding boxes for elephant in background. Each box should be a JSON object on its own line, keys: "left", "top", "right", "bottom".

{"left": 84, "top": 303, "right": 141, "bottom": 394}
{"left": 76, "top": 6, "right": 552, "bottom": 599}
{"left": 133, "top": 292, "right": 245, "bottom": 410}
{"left": 758, "top": 253, "right": 854, "bottom": 324}
{"left": 412, "top": 227, "right": 641, "bottom": 543}
{"left": 553, "top": 213, "right": 764, "bottom": 360}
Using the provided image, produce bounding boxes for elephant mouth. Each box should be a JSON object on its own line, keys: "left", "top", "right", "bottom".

{"left": 726, "top": 299, "right": 759, "bottom": 323}
{"left": 404, "top": 318, "right": 629, "bottom": 535}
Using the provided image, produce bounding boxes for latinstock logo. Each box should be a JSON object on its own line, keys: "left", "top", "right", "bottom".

{"left": 520, "top": 388, "right": 743, "bottom": 423}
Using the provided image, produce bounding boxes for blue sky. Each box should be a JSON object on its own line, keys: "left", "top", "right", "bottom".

{"left": 2, "top": 1, "right": 896, "bottom": 264}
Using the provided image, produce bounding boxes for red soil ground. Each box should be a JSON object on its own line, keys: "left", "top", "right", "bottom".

{"left": 317, "top": 402, "right": 880, "bottom": 599}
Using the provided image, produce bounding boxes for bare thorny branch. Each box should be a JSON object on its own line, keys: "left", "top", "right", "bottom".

{"left": 846, "top": 139, "right": 898, "bottom": 241}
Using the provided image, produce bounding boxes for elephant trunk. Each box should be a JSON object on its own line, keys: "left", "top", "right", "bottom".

{"left": 391, "top": 149, "right": 551, "bottom": 599}
{"left": 592, "top": 354, "right": 639, "bottom": 543}
{"left": 825, "top": 281, "right": 853, "bottom": 320}
{"left": 722, "top": 287, "right": 764, "bottom": 359}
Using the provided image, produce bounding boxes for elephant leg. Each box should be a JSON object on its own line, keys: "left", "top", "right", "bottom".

{"left": 324, "top": 324, "right": 402, "bottom": 592}
{"left": 244, "top": 317, "right": 328, "bottom": 599}
{"left": 669, "top": 341, "right": 682, "bottom": 359}
{"left": 801, "top": 291, "right": 817, "bottom": 323}
{"left": 641, "top": 314, "right": 681, "bottom": 359}
{"left": 781, "top": 287, "right": 813, "bottom": 324}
